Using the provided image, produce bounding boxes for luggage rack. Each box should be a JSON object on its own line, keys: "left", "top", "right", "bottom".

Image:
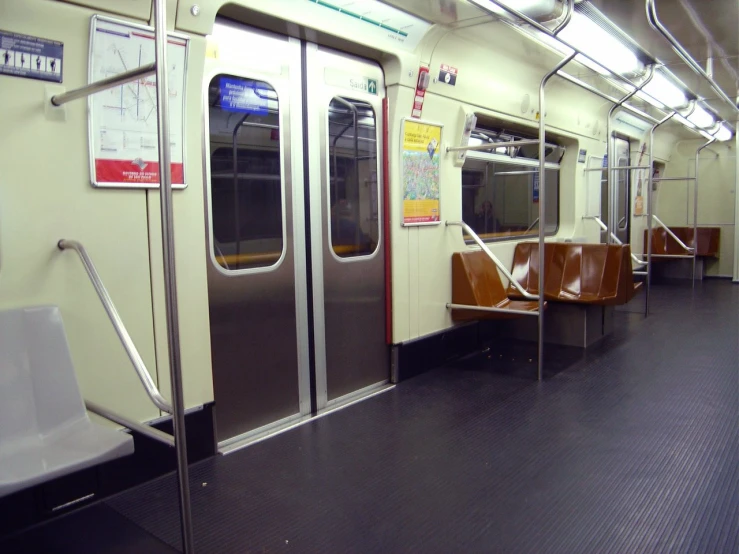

{"left": 46, "top": 0, "right": 194, "bottom": 550}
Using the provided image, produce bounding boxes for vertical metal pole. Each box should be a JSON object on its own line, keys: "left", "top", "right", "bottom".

{"left": 538, "top": 53, "right": 575, "bottom": 381}
{"left": 693, "top": 137, "right": 717, "bottom": 286}
{"left": 152, "top": 1, "right": 195, "bottom": 552}
{"left": 646, "top": 112, "right": 675, "bottom": 317}
{"left": 607, "top": 67, "right": 655, "bottom": 243}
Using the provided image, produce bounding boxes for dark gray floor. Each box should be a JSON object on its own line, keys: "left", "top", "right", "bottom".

{"left": 5, "top": 281, "right": 739, "bottom": 553}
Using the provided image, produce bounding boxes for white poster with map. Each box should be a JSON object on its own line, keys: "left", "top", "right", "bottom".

{"left": 88, "top": 16, "right": 188, "bottom": 188}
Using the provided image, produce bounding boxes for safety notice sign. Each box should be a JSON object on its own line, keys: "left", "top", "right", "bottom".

{"left": 0, "top": 29, "right": 63, "bottom": 83}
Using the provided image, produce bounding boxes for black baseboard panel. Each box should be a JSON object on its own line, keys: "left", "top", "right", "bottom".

{"left": 0, "top": 402, "right": 216, "bottom": 540}
{"left": 394, "top": 321, "right": 503, "bottom": 382}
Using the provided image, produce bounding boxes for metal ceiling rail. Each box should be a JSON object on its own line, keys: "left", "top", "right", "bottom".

{"left": 488, "top": 0, "right": 730, "bottom": 143}
{"left": 646, "top": 0, "right": 739, "bottom": 116}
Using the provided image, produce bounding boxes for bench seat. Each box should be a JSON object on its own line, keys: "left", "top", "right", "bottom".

{"left": 507, "top": 242, "right": 641, "bottom": 306}
{"left": 644, "top": 227, "right": 720, "bottom": 258}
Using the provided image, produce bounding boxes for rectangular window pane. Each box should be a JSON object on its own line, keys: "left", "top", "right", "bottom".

{"left": 208, "top": 75, "right": 283, "bottom": 270}
{"left": 328, "top": 97, "right": 379, "bottom": 258}
{"left": 462, "top": 161, "right": 559, "bottom": 241}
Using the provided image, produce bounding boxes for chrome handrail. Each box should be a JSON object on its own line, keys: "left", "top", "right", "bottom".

{"left": 582, "top": 216, "right": 646, "bottom": 267}
{"left": 57, "top": 239, "right": 173, "bottom": 414}
{"left": 446, "top": 221, "right": 539, "bottom": 301}
{"left": 525, "top": 218, "right": 540, "bottom": 233}
{"left": 51, "top": 63, "right": 156, "bottom": 106}
{"left": 646, "top": 0, "right": 739, "bottom": 116}
{"left": 650, "top": 214, "right": 694, "bottom": 253}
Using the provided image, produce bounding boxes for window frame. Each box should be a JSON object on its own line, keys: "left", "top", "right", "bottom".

{"left": 324, "top": 95, "right": 382, "bottom": 263}
{"left": 462, "top": 151, "right": 561, "bottom": 244}
{"left": 204, "top": 71, "right": 288, "bottom": 276}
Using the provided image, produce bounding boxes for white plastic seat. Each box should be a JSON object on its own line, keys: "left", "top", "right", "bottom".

{"left": 0, "top": 306, "right": 133, "bottom": 498}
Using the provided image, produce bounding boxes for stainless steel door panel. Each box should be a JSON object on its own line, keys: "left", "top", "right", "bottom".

{"left": 307, "top": 45, "right": 388, "bottom": 406}
{"left": 204, "top": 23, "right": 308, "bottom": 443}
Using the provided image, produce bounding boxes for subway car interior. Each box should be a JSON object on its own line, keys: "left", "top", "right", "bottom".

{"left": 0, "top": 0, "right": 737, "bottom": 552}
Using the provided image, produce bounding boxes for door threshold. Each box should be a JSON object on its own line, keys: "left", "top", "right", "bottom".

{"left": 218, "top": 381, "right": 394, "bottom": 455}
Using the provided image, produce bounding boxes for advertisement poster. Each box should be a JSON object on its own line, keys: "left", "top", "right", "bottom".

{"left": 402, "top": 119, "right": 442, "bottom": 225}
{"left": 89, "top": 16, "right": 188, "bottom": 188}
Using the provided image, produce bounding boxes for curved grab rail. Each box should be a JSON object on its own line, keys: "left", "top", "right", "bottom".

{"left": 57, "top": 239, "right": 173, "bottom": 414}
{"left": 646, "top": 0, "right": 739, "bottom": 115}
{"left": 648, "top": 215, "right": 695, "bottom": 254}
{"left": 446, "top": 221, "right": 539, "bottom": 301}
{"left": 583, "top": 216, "right": 647, "bottom": 266}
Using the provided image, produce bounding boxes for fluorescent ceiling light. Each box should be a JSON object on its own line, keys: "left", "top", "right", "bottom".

{"left": 714, "top": 124, "right": 733, "bottom": 142}
{"left": 674, "top": 115, "right": 695, "bottom": 129}
{"left": 639, "top": 73, "right": 688, "bottom": 109}
{"left": 558, "top": 12, "right": 641, "bottom": 76}
{"left": 469, "top": 0, "right": 559, "bottom": 18}
{"left": 687, "top": 105, "right": 714, "bottom": 129}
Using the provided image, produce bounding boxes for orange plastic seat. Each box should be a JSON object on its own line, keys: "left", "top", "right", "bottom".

{"left": 451, "top": 251, "right": 541, "bottom": 322}
{"left": 507, "top": 242, "right": 641, "bottom": 306}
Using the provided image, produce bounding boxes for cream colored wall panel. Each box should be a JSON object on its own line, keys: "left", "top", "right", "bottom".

{"left": 408, "top": 228, "right": 421, "bottom": 340}
{"left": 146, "top": 32, "right": 214, "bottom": 409}
{"left": 656, "top": 140, "right": 736, "bottom": 276}
{"left": 388, "top": 86, "right": 412, "bottom": 343}
{"left": 425, "top": 25, "right": 609, "bottom": 144}
{"left": 58, "top": 0, "right": 151, "bottom": 21}
{"left": 0, "top": 0, "right": 159, "bottom": 422}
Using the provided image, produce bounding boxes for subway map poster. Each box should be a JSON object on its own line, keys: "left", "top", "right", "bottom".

{"left": 89, "top": 16, "right": 188, "bottom": 188}
{"left": 402, "top": 119, "right": 442, "bottom": 225}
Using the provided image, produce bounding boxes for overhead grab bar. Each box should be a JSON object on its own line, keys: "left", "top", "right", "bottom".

{"left": 646, "top": 0, "right": 739, "bottom": 115}
{"left": 57, "top": 239, "right": 173, "bottom": 414}
{"left": 446, "top": 221, "right": 539, "bottom": 301}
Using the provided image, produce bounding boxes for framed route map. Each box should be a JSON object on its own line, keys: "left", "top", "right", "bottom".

{"left": 401, "top": 118, "right": 443, "bottom": 226}
{"left": 88, "top": 16, "right": 189, "bottom": 189}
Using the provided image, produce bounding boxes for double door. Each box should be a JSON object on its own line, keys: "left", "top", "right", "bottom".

{"left": 203, "top": 21, "right": 388, "bottom": 446}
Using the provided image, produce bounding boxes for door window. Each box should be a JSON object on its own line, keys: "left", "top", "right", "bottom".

{"left": 207, "top": 75, "right": 283, "bottom": 270}
{"left": 327, "top": 97, "right": 379, "bottom": 258}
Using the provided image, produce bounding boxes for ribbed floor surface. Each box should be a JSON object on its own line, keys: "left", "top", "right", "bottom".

{"left": 6, "top": 281, "right": 739, "bottom": 553}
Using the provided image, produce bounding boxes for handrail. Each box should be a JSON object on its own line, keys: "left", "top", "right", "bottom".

{"left": 51, "top": 63, "right": 156, "bottom": 106}
{"left": 525, "top": 218, "right": 540, "bottom": 233}
{"left": 607, "top": 65, "right": 655, "bottom": 244}
{"left": 86, "top": 400, "right": 174, "bottom": 447}
{"left": 650, "top": 214, "right": 694, "bottom": 253}
{"left": 446, "top": 138, "right": 539, "bottom": 153}
{"left": 646, "top": 0, "right": 739, "bottom": 115}
{"left": 447, "top": 221, "right": 539, "bottom": 301}
{"left": 582, "top": 216, "right": 646, "bottom": 266}
{"left": 57, "top": 239, "right": 173, "bottom": 414}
